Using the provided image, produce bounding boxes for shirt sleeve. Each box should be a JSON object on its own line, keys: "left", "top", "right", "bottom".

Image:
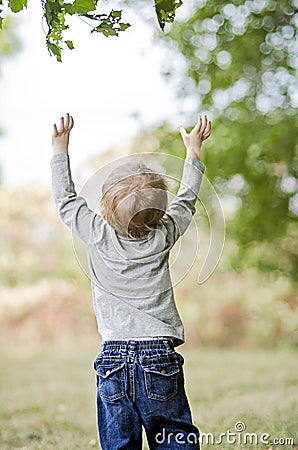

{"left": 50, "top": 153, "right": 102, "bottom": 244}
{"left": 161, "top": 157, "right": 206, "bottom": 245}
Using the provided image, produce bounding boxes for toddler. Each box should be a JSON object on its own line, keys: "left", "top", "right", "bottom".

{"left": 51, "top": 113, "right": 211, "bottom": 449}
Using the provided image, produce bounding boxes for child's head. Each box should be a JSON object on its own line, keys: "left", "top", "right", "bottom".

{"left": 100, "top": 161, "right": 168, "bottom": 239}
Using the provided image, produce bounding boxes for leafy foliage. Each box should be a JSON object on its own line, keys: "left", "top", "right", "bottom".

{"left": 41, "top": 0, "right": 131, "bottom": 61}
{"left": 0, "top": 0, "right": 183, "bottom": 61}
{"left": 154, "top": 0, "right": 182, "bottom": 31}
{"left": 158, "top": 0, "right": 298, "bottom": 281}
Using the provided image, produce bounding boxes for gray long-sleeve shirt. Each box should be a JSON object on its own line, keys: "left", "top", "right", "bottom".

{"left": 51, "top": 153, "right": 205, "bottom": 346}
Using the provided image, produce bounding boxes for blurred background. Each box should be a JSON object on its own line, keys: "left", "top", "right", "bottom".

{"left": 0, "top": 0, "right": 297, "bottom": 449}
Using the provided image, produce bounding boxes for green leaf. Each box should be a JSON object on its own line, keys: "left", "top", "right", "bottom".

{"left": 71, "top": 0, "right": 96, "bottom": 15}
{"left": 92, "top": 22, "right": 118, "bottom": 37}
{"left": 155, "top": 0, "right": 182, "bottom": 31}
{"left": 119, "top": 22, "right": 130, "bottom": 32}
{"left": 47, "top": 41, "right": 62, "bottom": 62}
{"left": 0, "top": 17, "right": 3, "bottom": 29}
{"left": 8, "top": 0, "right": 27, "bottom": 13}
{"left": 111, "top": 10, "right": 121, "bottom": 19}
{"left": 64, "top": 3, "right": 75, "bottom": 14}
{"left": 65, "top": 39, "right": 74, "bottom": 49}
{"left": 47, "top": 2, "right": 62, "bottom": 13}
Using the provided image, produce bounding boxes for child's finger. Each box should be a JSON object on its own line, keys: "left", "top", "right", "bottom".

{"left": 53, "top": 123, "right": 59, "bottom": 137}
{"left": 203, "top": 120, "right": 211, "bottom": 135}
{"left": 200, "top": 115, "right": 208, "bottom": 134}
{"left": 178, "top": 125, "right": 187, "bottom": 139}
{"left": 202, "top": 133, "right": 210, "bottom": 141}
{"left": 194, "top": 115, "right": 202, "bottom": 133}
{"left": 65, "top": 113, "right": 70, "bottom": 129}
{"left": 59, "top": 116, "right": 64, "bottom": 133}
{"left": 69, "top": 115, "right": 74, "bottom": 130}
{"left": 202, "top": 129, "right": 211, "bottom": 141}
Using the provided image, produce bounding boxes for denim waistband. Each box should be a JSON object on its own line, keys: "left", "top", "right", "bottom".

{"left": 101, "top": 338, "right": 174, "bottom": 352}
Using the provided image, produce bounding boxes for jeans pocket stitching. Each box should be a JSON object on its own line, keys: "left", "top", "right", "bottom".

{"left": 96, "top": 362, "right": 126, "bottom": 402}
{"left": 143, "top": 360, "right": 180, "bottom": 401}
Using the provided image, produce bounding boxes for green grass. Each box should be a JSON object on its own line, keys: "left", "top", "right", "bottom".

{"left": 0, "top": 346, "right": 297, "bottom": 449}
{"left": 185, "top": 347, "right": 298, "bottom": 449}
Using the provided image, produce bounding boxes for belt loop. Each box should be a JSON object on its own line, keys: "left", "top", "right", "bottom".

{"left": 128, "top": 340, "right": 137, "bottom": 351}
{"left": 127, "top": 340, "right": 137, "bottom": 362}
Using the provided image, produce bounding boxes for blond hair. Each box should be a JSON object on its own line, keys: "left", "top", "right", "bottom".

{"left": 100, "top": 161, "right": 168, "bottom": 239}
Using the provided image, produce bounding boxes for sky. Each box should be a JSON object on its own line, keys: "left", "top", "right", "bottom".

{"left": 0, "top": 2, "right": 185, "bottom": 188}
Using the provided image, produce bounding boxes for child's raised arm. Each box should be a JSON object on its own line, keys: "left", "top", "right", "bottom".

{"left": 50, "top": 113, "right": 102, "bottom": 244}
{"left": 161, "top": 115, "right": 211, "bottom": 245}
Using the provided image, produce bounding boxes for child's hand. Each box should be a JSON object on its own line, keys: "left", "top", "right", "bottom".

{"left": 52, "top": 113, "right": 74, "bottom": 154}
{"left": 179, "top": 115, "right": 211, "bottom": 160}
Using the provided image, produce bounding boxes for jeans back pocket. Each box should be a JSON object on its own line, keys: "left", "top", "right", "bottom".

{"left": 141, "top": 353, "right": 181, "bottom": 401}
{"left": 94, "top": 357, "right": 126, "bottom": 402}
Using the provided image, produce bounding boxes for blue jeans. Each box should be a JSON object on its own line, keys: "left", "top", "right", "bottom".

{"left": 93, "top": 339, "right": 200, "bottom": 449}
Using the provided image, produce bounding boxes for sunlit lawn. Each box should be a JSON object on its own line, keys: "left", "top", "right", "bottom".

{"left": 0, "top": 346, "right": 297, "bottom": 449}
